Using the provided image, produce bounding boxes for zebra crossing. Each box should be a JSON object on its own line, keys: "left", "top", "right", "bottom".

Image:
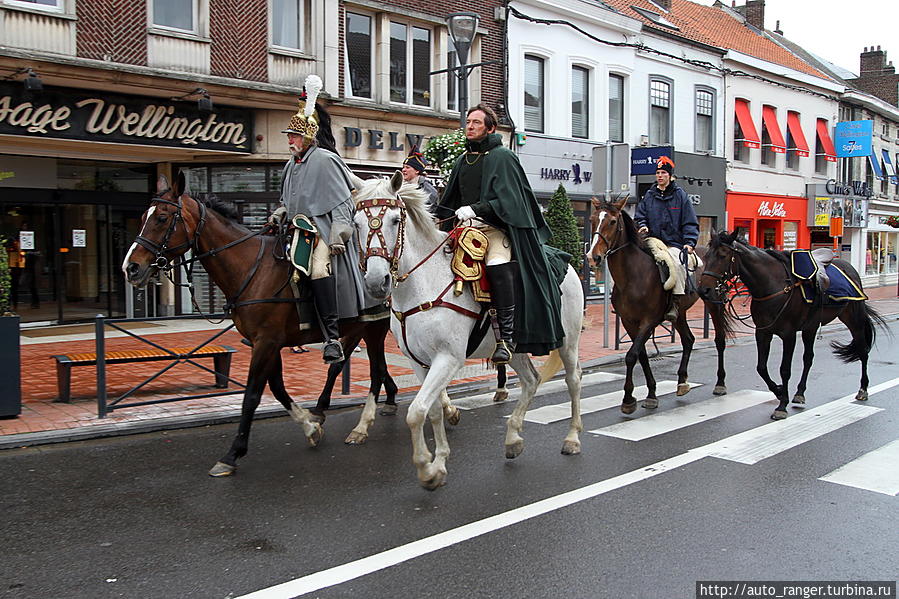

{"left": 465, "top": 373, "right": 899, "bottom": 497}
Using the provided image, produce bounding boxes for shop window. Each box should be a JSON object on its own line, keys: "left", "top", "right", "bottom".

{"left": 571, "top": 66, "right": 589, "bottom": 139}
{"left": 271, "top": 0, "right": 308, "bottom": 52}
{"left": 783, "top": 221, "right": 798, "bottom": 250}
{"left": 57, "top": 161, "right": 153, "bottom": 192}
{"left": 447, "top": 50, "right": 458, "bottom": 111}
{"left": 524, "top": 55, "right": 545, "bottom": 133}
{"left": 181, "top": 167, "right": 210, "bottom": 194}
{"left": 866, "top": 231, "right": 898, "bottom": 275}
{"left": 345, "top": 12, "right": 373, "bottom": 99}
{"left": 608, "top": 74, "right": 624, "bottom": 143}
{"left": 695, "top": 87, "right": 714, "bottom": 153}
{"left": 211, "top": 166, "right": 267, "bottom": 193}
{"left": 649, "top": 78, "right": 671, "bottom": 145}
{"left": 697, "top": 216, "right": 716, "bottom": 248}
{"left": 786, "top": 128, "right": 799, "bottom": 170}
{"left": 389, "top": 22, "right": 431, "bottom": 107}
{"left": 152, "top": 0, "right": 197, "bottom": 33}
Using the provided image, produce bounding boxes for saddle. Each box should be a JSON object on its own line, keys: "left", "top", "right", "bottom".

{"left": 791, "top": 249, "right": 865, "bottom": 304}
{"left": 450, "top": 226, "right": 491, "bottom": 303}
{"left": 644, "top": 236, "right": 677, "bottom": 291}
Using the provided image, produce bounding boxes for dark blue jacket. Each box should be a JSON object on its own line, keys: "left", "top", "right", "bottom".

{"left": 634, "top": 182, "right": 699, "bottom": 248}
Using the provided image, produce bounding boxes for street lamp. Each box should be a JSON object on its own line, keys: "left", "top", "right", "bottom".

{"left": 447, "top": 12, "right": 479, "bottom": 128}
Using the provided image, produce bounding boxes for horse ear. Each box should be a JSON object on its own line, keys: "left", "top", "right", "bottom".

{"left": 173, "top": 170, "right": 186, "bottom": 197}
{"left": 389, "top": 170, "right": 403, "bottom": 194}
{"left": 591, "top": 196, "right": 601, "bottom": 209}
{"left": 156, "top": 175, "right": 169, "bottom": 195}
{"left": 180, "top": 171, "right": 191, "bottom": 196}
{"left": 613, "top": 194, "right": 627, "bottom": 211}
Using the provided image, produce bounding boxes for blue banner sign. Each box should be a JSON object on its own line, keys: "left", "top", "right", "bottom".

{"left": 631, "top": 146, "right": 673, "bottom": 175}
{"left": 834, "top": 120, "right": 873, "bottom": 157}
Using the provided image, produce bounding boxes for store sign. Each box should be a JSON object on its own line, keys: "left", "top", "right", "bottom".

{"left": 343, "top": 127, "right": 425, "bottom": 153}
{"left": 539, "top": 163, "right": 592, "bottom": 185}
{"left": 834, "top": 120, "right": 873, "bottom": 157}
{"left": 0, "top": 83, "right": 252, "bottom": 152}
{"left": 757, "top": 201, "right": 787, "bottom": 218}
{"left": 631, "top": 146, "right": 673, "bottom": 175}
{"left": 825, "top": 179, "right": 873, "bottom": 198}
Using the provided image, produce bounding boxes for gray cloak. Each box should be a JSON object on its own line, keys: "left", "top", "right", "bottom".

{"left": 280, "top": 145, "right": 377, "bottom": 318}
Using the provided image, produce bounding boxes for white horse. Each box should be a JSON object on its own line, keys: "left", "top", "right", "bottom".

{"left": 353, "top": 172, "right": 584, "bottom": 490}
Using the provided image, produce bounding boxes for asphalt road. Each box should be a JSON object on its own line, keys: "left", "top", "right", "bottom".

{"left": 2, "top": 319, "right": 898, "bottom": 599}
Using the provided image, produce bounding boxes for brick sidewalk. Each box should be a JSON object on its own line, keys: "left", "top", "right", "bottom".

{"left": 2, "top": 284, "right": 897, "bottom": 447}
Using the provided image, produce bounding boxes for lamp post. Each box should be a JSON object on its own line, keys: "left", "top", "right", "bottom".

{"left": 446, "top": 12, "right": 479, "bottom": 129}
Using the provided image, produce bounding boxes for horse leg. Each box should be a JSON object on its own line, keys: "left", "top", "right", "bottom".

{"left": 344, "top": 330, "right": 386, "bottom": 445}
{"left": 406, "top": 356, "right": 459, "bottom": 490}
{"left": 637, "top": 345, "right": 658, "bottom": 409}
{"left": 836, "top": 304, "right": 873, "bottom": 401}
{"left": 364, "top": 320, "right": 400, "bottom": 416}
{"left": 311, "top": 333, "right": 363, "bottom": 423}
{"left": 559, "top": 344, "right": 583, "bottom": 456}
{"left": 622, "top": 324, "right": 652, "bottom": 414}
{"left": 710, "top": 306, "right": 728, "bottom": 395}
{"left": 792, "top": 328, "right": 816, "bottom": 406}
{"left": 674, "top": 312, "right": 695, "bottom": 397}
{"left": 771, "top": 332, "right": 796, "bottom": 420}
{"left": 209, "top": 343, "right": 279, "bottom": 477}
{"left": 493, "top": 364, "right": 509, "bottom": 402}
{"left": 754, "top": 330, "right": 779, "bottom": 395}
{"left": 504, "top": 353, "right": 540, "bottom": 458}
{"left": 267, "top": 352, "right": 324, "bottom": 447}
{"left": 440, "top": 390, "right": 461, "bottom": 426}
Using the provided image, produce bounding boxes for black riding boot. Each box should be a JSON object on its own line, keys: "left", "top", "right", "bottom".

{"left": 310, "top": 276, "right": 344, "bottom": 364}
{"left": 665, "top": 294, "right": 684, "bottom": 323}
{"left": 487, "top": 263, "right": 516, "bottom": 365}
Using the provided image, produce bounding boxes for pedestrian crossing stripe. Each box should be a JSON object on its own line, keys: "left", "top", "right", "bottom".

{"left": 453, "top": 371, "right": 625, "bottom": 411}
{"left": 589, "top": 389, "right": 774, "bottom": 441}
{"left": 818, "top": 439, "right": 899, "bottom": 496}
{"left": 522, "top": 380, "right": 702, "bottom": 424}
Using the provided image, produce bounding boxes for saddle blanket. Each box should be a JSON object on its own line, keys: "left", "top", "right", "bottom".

{"left": 798, "top": 263, "right": 867, "bottom": 304}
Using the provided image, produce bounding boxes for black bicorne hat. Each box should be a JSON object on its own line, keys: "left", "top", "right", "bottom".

{"left": 403, "top": 146, "right": 428, "bottom": 173}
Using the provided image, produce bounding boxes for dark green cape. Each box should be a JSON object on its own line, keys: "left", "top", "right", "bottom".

{"left": 440, "top": 134, "right": 569, "bottom": 355}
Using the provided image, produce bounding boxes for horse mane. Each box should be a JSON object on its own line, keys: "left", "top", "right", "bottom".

{"left": 196, "top": 194, "right": 243, "bottom": 224}
{"left": 355, "top": 178, "right": 445, "bottom": 245}
{"left": 595, "top": 200, "right": 647, "bottom": 253}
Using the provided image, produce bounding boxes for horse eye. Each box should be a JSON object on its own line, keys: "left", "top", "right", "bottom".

{"left": 156, "top": 214, "right": 167, "bottom": 224}
{"left": 390, "top": 215, "right": 401, "bottom": 225}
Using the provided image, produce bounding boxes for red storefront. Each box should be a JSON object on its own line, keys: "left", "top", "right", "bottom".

{"left": 726, "top": 192, "right": 810, "bottom": 251}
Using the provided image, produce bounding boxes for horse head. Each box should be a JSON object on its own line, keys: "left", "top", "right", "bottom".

{"left": 123, "top": 171, "right": 201, "bottom": 287}
{"left": 353, "top": 170, "right": 406, "bottom": 299}
{"left": 588, "top": 194, "right": 629, "bottom": 265}
{"left": 697, "top": 230, "right": 741, "bottom": 302}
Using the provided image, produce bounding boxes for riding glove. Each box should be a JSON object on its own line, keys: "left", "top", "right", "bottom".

{"left": 455, "top": 206, "right": 476, "bottom": 221}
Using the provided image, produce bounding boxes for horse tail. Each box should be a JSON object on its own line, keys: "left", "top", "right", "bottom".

{"left": 830, "top": 302, "right": 887, "bottom": 363}
{"left": 538, "top": 350, "right": 563, "bottom": 386}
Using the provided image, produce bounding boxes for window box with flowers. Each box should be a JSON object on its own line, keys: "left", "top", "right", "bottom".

{"left": 886, "top": 215, "right": 899, "bottom": 228}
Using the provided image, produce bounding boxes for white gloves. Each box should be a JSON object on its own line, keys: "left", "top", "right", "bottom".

{"left": 268, "top": 206, "right": 287, "bottom": 226}
{"left": 455, "top": 206, "right": 476, "bottom": 221}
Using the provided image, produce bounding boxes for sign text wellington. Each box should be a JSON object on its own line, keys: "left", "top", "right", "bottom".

{"left": 0, "top": 83, "right": 252, "bottom": 152}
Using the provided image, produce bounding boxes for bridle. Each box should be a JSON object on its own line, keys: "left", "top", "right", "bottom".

{"left": 357, "top": 196, "right": 406, "bottom": 282}
{"left": 134, "top": 190, "right": 207, "bottom": 271}
{"left": 701, "top": 242, "right": 741, "bottom": 305}
{"left": 589, "top": 209, "right": 629, "bottom": 261}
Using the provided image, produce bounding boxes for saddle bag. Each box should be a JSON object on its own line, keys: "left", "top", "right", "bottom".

{"left": 289, "top": 214, "right": 318, "bottom": 277}
{"left": 451, "top": 226, "right": 491, "bottom": 303}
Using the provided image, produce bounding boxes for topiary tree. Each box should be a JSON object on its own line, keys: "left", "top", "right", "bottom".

{"left": 545, "top": 184, "right": 583, "bottom": 270}
{"left": 423, "top": 128, "right": 467, "bottom": 185}
{"left": 0, "top": 235, "right": 11, "bottom": 316}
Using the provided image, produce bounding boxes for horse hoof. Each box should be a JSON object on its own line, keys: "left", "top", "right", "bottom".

{"left": 713, "top": 385, "right": 727, "bottom": 396}
{"left": 771, "top": 410, "right": 788, "bottom": 420}
{"left": 792, "top": 394, "right": 806, "bottom": 405}
{"left": 306, "top": 423, "right": 324, "bottom": 448}
{"left": 419, "top": 467, "right": 447, "bottom": 491}
{"left": 308, "top": 410, "right": 325, "bottom": 425}
{"left": 676, "top": 383, "right": 691, "bottom": 396}
{"left": 643, "top": 397, "right": 659, "bottom": 410}
{"left": 493, "top": 389, "right": 509, "bottom": 402}
{"left": 445, "top": 407, "right": 461, "bottom": 427}
{"left": 345, "top": 431, "right": 368, "bottom": 445}
{"left": 621, "top": 401, "right": 637, "bottom": 415}
{"left": 208, "top": 462, "right": 235, "bottom": 477}
{"left": 505, "top": 439, "right": 525, "bottom": 459}
{"left": 561, "top": 440, "right": 581, "bottom": 455}
{"left": 855, "top": 389, "right": 868, "bottom": 401}
{"left": 379, "top": 404, "right": 398, "bottom": 416}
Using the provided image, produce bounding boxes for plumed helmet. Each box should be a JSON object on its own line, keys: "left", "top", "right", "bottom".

{"left": 282, "top": 74, "right": 323, "bottom": 139}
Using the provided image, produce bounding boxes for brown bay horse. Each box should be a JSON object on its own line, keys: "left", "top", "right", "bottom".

{"left": 698, "top": 230, "right": 885, "bottom": 420}
{"left": 123, "top": 172, "right": 398, "bottom": 476}
{"left": 588, "top": 196, "right": 732, "bottom": 412}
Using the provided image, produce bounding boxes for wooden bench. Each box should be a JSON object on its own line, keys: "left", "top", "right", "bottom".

{"left": 51, "top": 345, "right": 237, "bottom": 403}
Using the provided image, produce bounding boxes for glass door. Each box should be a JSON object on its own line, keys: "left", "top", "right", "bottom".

{"left": 1, "top": 203, "right": 60, "bottom": 324}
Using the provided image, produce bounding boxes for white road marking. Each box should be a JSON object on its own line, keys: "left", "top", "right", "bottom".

{"left": 237, "top": 376, "right": 899, "bottom": 599}
{"left": 523, "top": 380, "right": 701, "bottom": 424}
{"left": 819, "top": 439, "right": 899, "bottom": 496}
{"left": 454, "top": 371, "right": 624, "bottom": 411}
{"left": 590, "top": 389, "right": 774, "bottom": 441}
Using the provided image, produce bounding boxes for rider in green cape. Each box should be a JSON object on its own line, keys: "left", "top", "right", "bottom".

{"left": 438, "top": 104, "right": 569, "bottom": 359}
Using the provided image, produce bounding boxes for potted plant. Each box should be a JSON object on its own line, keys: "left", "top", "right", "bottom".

{"left": 0, "top": 234, "right": 21, "bottom": 418}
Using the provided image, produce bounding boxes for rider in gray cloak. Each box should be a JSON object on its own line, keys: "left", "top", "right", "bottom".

{"left": 269, "top": 75, "right": 373, "bottom": 364}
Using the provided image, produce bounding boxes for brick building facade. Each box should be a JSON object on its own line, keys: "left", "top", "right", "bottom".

{"left": 848, "top": 46, "right": 899, "bottom": 108}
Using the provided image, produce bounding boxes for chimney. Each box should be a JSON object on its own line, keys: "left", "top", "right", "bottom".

{"left": 655, "top": 0, "right": 671, "bottom": 10}
{"left": 773, "top": 19, "right": 782, "bottom": 35}
{"left": 860, "top": 45, "right": 888, "bottom": 76}
{"left": 743, "top": 0, "right": 765, "bottom": 29}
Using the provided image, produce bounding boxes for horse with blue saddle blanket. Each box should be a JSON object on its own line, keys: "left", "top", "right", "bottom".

{"left": 698, "top": 231, "right": 887, "bottom": 420}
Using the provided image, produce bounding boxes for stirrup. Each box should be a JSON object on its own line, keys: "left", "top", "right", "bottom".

{"left": 322, "top": 340, "right": 344, "bottom": 364}
{"left": 491, "top": 340, "right": 513, "bottom": 365}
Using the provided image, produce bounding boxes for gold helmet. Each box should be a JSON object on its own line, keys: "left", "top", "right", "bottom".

{"left": 282, "top": 74, "right": 323, "bottom": 139}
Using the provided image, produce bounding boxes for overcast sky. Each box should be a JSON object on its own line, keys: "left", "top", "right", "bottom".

{"left": 690, "top": 0, "right": 896, "bottom": 75}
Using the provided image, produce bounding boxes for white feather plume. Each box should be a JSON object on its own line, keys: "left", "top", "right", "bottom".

{"left": 303, "top": 74, "right": 322, "bottom": 118}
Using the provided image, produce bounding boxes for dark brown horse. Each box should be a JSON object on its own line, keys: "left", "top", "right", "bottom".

{"left": 698, "top": 230, "right": 885, "bottom": 420}
{"left": 588, "top": 196, "right": 731, "bottom": 412}
{"left": 123, "top": 172, "right": 398, "bottom": 476}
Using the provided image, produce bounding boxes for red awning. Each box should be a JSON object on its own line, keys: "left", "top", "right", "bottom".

{"left": 786, "top": 112, "right": 809, "bottom": 157}
{"left": 761, "top": 105, "right": 786, "bottom": 153}
{"left": 734, "top": 99, "right": 760, "bottom": 148}
{"left": 816, "top": 119, "right": 837, "bottom": 162}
